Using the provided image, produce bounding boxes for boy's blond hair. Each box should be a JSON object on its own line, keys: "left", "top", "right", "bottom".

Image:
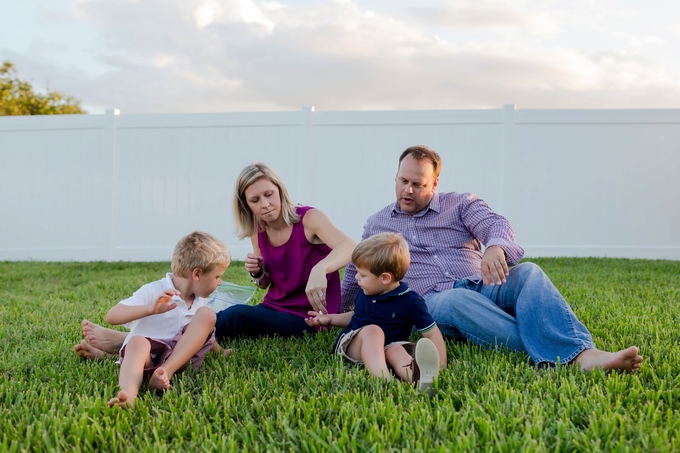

{"left": 171, "top": 231, "right": 231, "bottom": 278}
{"left": 233, "top": 162, "right": 300, "bottom": 239}
{"left": 352, "top": 232, "right": 410, "bottom": 281}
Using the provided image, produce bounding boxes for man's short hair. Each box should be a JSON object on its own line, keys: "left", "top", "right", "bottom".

{"left": 352, "top": 232, "right": 410, "bottom": 281}
{"left": 172, "top": 231, "right": 231, "bottom": 278}
{"left": 399, "top": 145, "right": 442, "bottom": 178}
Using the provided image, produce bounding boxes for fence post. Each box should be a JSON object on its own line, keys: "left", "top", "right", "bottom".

{"left": 501, "top": 103, "right": 516, "bottom": 221}
{"left": 105, "top": 108, "right": 120, "bottom": 261}
{"left": 299, "top": 105, "right": 315, "bottom": 205}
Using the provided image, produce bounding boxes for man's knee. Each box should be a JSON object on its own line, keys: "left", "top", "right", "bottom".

{"left": 511, "top": 261, "right": 543, "bottom": 278}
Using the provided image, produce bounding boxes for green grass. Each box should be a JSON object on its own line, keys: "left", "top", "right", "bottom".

{"left": 0, "top": 258, "right": 679, "bottom": 452}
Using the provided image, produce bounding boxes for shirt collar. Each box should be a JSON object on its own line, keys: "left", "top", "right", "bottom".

{"left": 161, "top": 272, "right": 176, "bottom": 290}
{"left": 161, "top": 273, "right": 184, "bottom": 302}
{"left": 368, "top": 281, "right": 411, "bottom": 301}
{"left": 391, "top": 192, "right": 441, "bottom": 218}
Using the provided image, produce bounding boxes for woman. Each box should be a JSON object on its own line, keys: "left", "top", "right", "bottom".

{"left": 218, "top": 162, "right": 355, "bottom": 339}
{"left": 74, "top": 162, "right": 354, "bottom": 359}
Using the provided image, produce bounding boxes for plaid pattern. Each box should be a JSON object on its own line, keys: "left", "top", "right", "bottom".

{"left": 341, "top": 192, "right": 524, "bottom": 312}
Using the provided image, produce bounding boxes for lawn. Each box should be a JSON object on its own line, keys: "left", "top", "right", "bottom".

{"left": 0, "top": 258, "right": 679, "bottom": 452}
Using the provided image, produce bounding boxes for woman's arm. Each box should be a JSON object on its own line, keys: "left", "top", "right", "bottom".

{"left": 302, "top": 209, "right": 356, "bottom": 313}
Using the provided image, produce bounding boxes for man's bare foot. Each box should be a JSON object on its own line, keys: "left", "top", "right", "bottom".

{"left": 574, "top": 346, "right": 643, "bottom": 373}
{"left": 73, "top": 340, "right": 114, "bottom": 360}
{"left": 108, "top": 390, "right": 133, "bottom": 408}
{"left": 81, "top": 319, "right": 123, "bottom": 354}
{"left": 148, "top": 367, "right": 172, "bottom": 391}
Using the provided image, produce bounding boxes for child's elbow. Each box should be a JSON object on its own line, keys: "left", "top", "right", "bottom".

{"left": 105, "top": 308, "right": 119, "bottom": 325}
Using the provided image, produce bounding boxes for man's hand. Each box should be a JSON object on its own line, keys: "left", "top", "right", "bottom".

{"left": 482, "top": 245, "right": 508, "bottom": 286}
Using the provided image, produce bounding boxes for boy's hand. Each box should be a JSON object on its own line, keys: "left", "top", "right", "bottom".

{"left": 151, "top": 289, "right": 180, "bottom": 314}
{"left": 305, "top": 310, "right": 332, "bottom": 327}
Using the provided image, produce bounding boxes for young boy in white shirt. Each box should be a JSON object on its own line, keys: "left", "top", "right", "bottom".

{"left": 106, "top": 231, "right": 231, "bottom": 408}
{"left": 306, "top": 232, "right": 447, "bottom": 394}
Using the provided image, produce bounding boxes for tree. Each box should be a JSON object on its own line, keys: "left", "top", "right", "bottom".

{"left": 0, "top": 61, "right": 86, "bottom": 115}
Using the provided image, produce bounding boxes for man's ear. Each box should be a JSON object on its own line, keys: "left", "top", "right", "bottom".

{"left": 432, "top": 177, "right": 439, "bottom": 192}
{"left": 191, "top": 268, "right": 202, "bottom": 281}
{"left": 381, "top": 272, "right": 394, "bottom": 285}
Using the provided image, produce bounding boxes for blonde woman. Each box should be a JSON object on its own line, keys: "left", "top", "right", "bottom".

{"left": 216, "top": 162, "right": 355, "bottom": 340}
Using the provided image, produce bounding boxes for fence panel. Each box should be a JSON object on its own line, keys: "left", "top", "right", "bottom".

{"left": 1, "top": 106, "right": 678, "bottom": 261}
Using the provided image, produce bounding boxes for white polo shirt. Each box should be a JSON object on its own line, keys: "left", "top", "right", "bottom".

{"left": 118, "top": 272, "right": 208, "bottom": 352}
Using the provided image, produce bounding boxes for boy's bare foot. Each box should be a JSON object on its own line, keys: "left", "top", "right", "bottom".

{"left": 73, "top": 340, "right": 114, "bottom": 360}
{"left": 574, "top": 346, "right": 643, "bottom": 373}
{"left": 108, "top": 390, "right": 133, "bottom": 408}
{"left": 148, "top": 367, "right": 172, "bottom": 391}
{"left": 82, "top": 319, "right": 120, "bottom": 354}
{"left": 211, "top": 342, "right": 232, "bottom": 357}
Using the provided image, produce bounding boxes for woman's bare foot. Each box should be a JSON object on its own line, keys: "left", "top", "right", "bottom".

{"left": 148, "top": 367, "right": 172, "bottom": 391}
{"left": 82, "top": 319, "right": 124, "bottom": 354}
{"left": 73, "top": 340, "right": 114, "bottom": 360}
{"left": 108, "top": 390, "right": 133, "bottom": 408}
{"left": 574, "top": 346, "right": 643, "bottom": 373}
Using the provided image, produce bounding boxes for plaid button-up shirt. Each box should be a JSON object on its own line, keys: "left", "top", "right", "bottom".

{"left": 341, "top": 191, "right": 524, "bottom": 312}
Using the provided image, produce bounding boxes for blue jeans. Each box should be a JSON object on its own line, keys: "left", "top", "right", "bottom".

{"left": 214, "top": 304, "right": 316, "bottom": 342}
{"left": 425, "top": 262, "right": 595, "bottom": 366}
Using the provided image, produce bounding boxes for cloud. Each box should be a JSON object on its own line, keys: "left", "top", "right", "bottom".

{"left": 4, "top": 0, "right": 679, "bottom": 113}
{"left": 408, "top": 0, "right": 561, "bottom": 35}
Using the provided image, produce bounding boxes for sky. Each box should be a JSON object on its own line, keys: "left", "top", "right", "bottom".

{"left": 2, "top": 0, "right": 679, "bottom": 114}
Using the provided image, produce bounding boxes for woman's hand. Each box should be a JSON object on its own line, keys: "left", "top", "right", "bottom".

{"left": 305, "top": 265, "right": 328, "bottom": 315}
{"left": 245, "top": 253, "right": 264, "bottom": 275}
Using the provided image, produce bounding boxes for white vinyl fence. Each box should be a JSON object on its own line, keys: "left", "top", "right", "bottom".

{"left": 1, "top": 105, "right": 679, "bottom": 262}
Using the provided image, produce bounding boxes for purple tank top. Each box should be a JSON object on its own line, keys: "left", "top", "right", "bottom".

{"left": 258, "top": 206, "right": 341, "bottom": 319}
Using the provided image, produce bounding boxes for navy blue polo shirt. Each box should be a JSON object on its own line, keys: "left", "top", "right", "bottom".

{"left": 336, "top": 282, "right": 436, "bottom": 347}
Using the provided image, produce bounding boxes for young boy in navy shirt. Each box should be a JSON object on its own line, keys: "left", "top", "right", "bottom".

{"left": 306, "top": 232, "right": 446, "bottom": 393}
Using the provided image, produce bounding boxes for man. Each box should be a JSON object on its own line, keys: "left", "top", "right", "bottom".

{"left": 341, "top": 145, "right": 643, "bottom": 372}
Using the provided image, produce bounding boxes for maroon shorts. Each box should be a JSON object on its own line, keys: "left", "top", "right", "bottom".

{"left": 120, "top": 325, "right": 216, "bottom": 377}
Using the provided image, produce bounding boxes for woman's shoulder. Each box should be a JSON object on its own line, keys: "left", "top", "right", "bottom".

{"left": 296, "top": 205, "right": 314, "bottom": 216}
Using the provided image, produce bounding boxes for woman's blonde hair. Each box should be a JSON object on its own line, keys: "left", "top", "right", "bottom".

{"left": 233, "top": 162, "right": 300, "bottom": 239}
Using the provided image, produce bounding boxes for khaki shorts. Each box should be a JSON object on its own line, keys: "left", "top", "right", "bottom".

{"left": 334, "top": 327, "right": 411, "bottom": 364}
{"left": 120, "top": 324, "right": 216, "bottom": 377}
